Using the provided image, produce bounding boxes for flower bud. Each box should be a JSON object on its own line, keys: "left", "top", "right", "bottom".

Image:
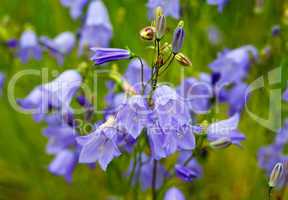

{"left": 269, "top": 162, "right": 284, "bottom": 188}
{"left": 139, "top": 26, "right": 155, "bottom": 41}
{"left": 209, "top": 137, "right": 232, "bottom": 149}
{"left": 155, "top": 6, "right": 163, "bottom": 19}
{"left": 175, "top": 53, "right": 192, "bottom": 67}
{"left": 156, "top": 15, "right": 166, "bottom": 39}
{"left": 172, "top": 21, "right": 185, "bottom": 53}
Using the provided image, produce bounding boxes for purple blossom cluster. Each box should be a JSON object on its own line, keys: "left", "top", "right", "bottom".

{"left": 4, "top": 0, "right": 112, "bottom": 65}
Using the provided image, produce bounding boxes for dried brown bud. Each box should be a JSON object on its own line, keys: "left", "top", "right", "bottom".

{"left": 140, "top": 26, "right": 155, "bottom": 41}
{"left": 175, "top": 53, "right": 192, "bottom": 67}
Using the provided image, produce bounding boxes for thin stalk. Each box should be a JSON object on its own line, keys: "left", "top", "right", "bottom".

{"left": 136, "top": 56, "right": 145, "bottom": 95}
{"left": 152, "top": 159, "right": 158, "bottom": 200}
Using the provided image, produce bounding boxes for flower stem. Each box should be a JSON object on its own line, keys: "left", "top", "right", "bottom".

{"left": 268, "top": 187, "right": 272, "bottom": 200}
{"left": 152, "top": 159, "right": 158, "bottom": 200}
{"left": 136, "top": 56, "right": 145, "bottom": 95}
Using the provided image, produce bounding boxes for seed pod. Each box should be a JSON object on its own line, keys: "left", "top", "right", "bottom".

{"left": 172, "top": 21, "right": 185, "bottom": 53}
{"left": 269, "top": 162, "right": 284, "bottom": 188}
{"left": 209, "top": 137, "right": 232, "bottom": 149}
{"left": 156, "top": 15, "right": 166, "bottom": 39}
{"left": 175, "top": 53, "right": 192, "bottom": 67}
{"left": 139, "top": 26, "right": 155, "bottom": 41}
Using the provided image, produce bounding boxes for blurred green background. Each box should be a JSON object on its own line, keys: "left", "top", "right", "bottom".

{"left": 0, "top": 0, "right": 288, "bottom": 199}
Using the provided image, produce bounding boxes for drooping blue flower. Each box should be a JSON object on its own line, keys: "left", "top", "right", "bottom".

{"left": 39, "top": 32, "right": 76, "bottom": 65}
{"left": 177, "top": 74, "right": 212, "bottom": 114}
{"left": 147, "top": 0, "right": 180, "bottom": 19}
{"left": 43, "top": 122, "right": 77, "bottom": 154}
{"left": 18, "top": 30, "right": 42, "bottom": 63}
{"left": 207, "top": 113, "right": 245, "bottom": 146}
{"left": 77, "top": 117, "right": 122, "bottom": 170}
{"left": 17, "top": 70, "right": 82, "bottom": 122}
{"left": 147, "top": 86, "right": 195, "bottom": 159}
{"left": 0, "top": 72, "right": 5, "bottom": 96}
{"left": 258, "top": 145, "right": 284, "bottom": 174}
{"left": 207, "top": 0, "right": 229, "bottom": 13}
{"left": 224, "top": 81, "right": 248, "bottom": 115}
{"left": 209, "top": 45, "right": 258, "bottom": 86}
{"left": 60, "top": 0, "right": 88, "bottom": 19}
{"left": 48, "top": 149, "right": 78, "bottom": 182}
{"left": 116, "top": 95, "right": 150, "bottom": 139}
{"left": 127, "top": 153, "right": 167, "bottom": 191}
{"left": 78, "top": 0, "right": 112, "bottom": 55}
{"left": 175, "top": 151, "right": 202, "bottom": 182}
{"left": 164, "top": 187, "right": 186, "bottom": 200}
{"left": 172, "top": 24, "right": 185, "bottom": 54}
{"left": 90, "top": 48, "right": 131, "bottom": 65}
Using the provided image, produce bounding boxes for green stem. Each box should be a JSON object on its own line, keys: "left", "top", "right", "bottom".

{"left": 152, "top": 159, "right": 158, "bottom": 200}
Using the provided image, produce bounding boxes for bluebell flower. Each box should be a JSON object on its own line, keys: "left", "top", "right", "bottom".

{"left": 48, "top": 149, "right": 78, "bottom": 182}
{"left": 0, "top": 72, "right": 5, "bottom": 96}
{"left": 91, "top": 48, "right": 131, "bottom": 65}
{"left": 224, "top": 81, "right": 248, "bottom": 115}
{"left": 258, "top": 145, "right": 284, "bottom": 173}
{"left": 78, "top": 0, "right": 112, "bottom": 55}
{"left": 207, "top": 0, "right": 229, "bottom": 13}
{"left": 17, "top": 70, "right": 82, "bottom": 122}
{"left": 77, "top": 117, "right": 122, "bottom": 170}
{"left": 18, "top": 30, "right": 42, "bottom": 63}
{"left": 207, "top": 113, "right": 245, "bottom": 146}
{"left": 164, "top": 187, "right": 186, "bottom": 200}
{"left": 207, "top": 26, "right": 221, "bottom": 45}
{"left": 116, "top": 95, "right": 150, "bottom": 139}
{"left": 127, "top": 153, "right": 167, "bottom": 191}
{"left": 60, "top": 0, "right": 88, "bottom": 19}
{"left": 147, "top": 0, "right": 180, "bottom": 19}
{"left": 39, "top": 32, "right": 76, "bottom": 65}
{"left": 43, "top": 122, "right": 77, "bottom": 154}
{"left": 177, "top": 74, "right": 212, "bottom": 114}
{"left": 209, "top": 45, "right": 258, "bottom": 85}
{"left": 147, "top": 86, "right": 195, "bottom": 159}
{"left": 175, "top": 151, "right": 202, "bottom": 182}
{"left": 274, "top": 120, "right": 288, "bottom": 148}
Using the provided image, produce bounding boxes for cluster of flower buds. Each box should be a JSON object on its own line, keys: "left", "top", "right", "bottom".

{"left": 139, "top": 6, "right": 192, "bottom": 68}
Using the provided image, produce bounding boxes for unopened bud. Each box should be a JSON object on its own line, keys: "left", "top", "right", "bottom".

{"left": 269, "top": 162, "right": 284, "bottom": 188}
{"left": 175, "top": 53, "right": 192, "bottom": 67}
{"left": 155, "top": 6, "right": 163, "bottom": 19}
{"left": 140, "top": 26, "right": 155, "bottom": 41}
{"left": 172, "top": 21, "right": 185, "bottom": 53}
{"left": 209, "top": 137, "right": 232, "bottom": 149}
{"left": 156, "top": 15, "right": 166, "bottom": 39}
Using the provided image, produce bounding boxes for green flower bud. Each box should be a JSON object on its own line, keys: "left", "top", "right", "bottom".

{"left": 156, "top": 15, "right": 166, "bottom": 39}
{"left": 209, "top": 137, "right": 232, "bottom": 149}
{"left": 175, "top": 53, "right": 192, "bottom": 67}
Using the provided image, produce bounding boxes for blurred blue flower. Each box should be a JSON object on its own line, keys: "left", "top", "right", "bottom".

{"left": 207, "top": 0, "right": 229, "bottom": 13}
{"left": 207, "top": 26, "right": 222, "bottom": 45}
{"left": 147, "top": 0, "right": 180, "bottom": 19}
{"left": 40, "top": 32, "right": 76, "bottom": 65}
{"left": 91, "top": 48, "right": 131, "bottom": 65}
{"left": 164, "top": 187, "right": 186, "bottom": 200}
{"left": 18, "top": 30, "right": 42, "bottom": 63}
{"left": 209, "top": 45, "right": 258, "bottom": 85}
{"left": 177, "top": 74, "right": 212, "bottom": 114}
{"left": 48, "top": 149, "right": 78, "bottom": 183}
{"left": 258, "top": 145, "right": 284, "bottom": 174}
{"left": 60, "top": 0, "right": 88, "bottom": 19}
{"left": 207, "top": 113, "right": 245, "bottom": 146}
{"left": 78, "top": 0, "right": 112, "bottom": 55}
{"left": 17, "top": 70, "right": 82, "bottom": 122}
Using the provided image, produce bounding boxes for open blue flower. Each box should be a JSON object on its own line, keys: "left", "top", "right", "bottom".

{"left": 207, "top": 113, "right": 245, "bottom": 146}
{"left": 18, "top": 30, "right": 42, "bottom": 63}
{"left": 147, "top": 0, "right": 180, "bottom": 19}
{"left": 164, "top": 187, "right": 186, "bottom": 200}
{"left": 17, "top": 70, "right": 82, "bottom": 122}
{"left": 78, "top": 0, "right": 112, "bottom": 55}
{"left": 40, "top": 32, "right": 76, "bottom": 65}
{"left": 60, "top": 0, "right": 88, "bottom": 19}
